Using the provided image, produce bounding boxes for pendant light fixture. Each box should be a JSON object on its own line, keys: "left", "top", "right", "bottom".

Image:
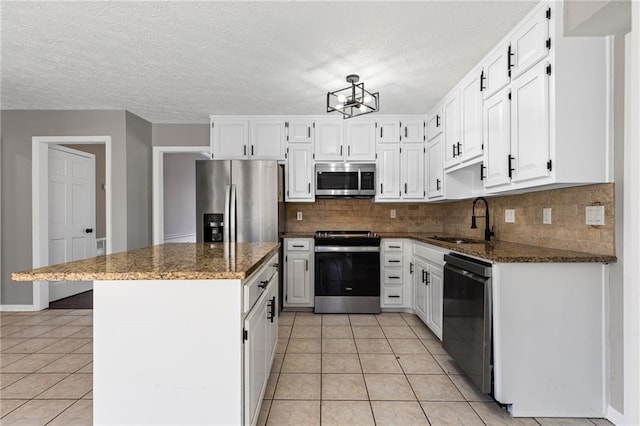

{"left": 327, "top": 74, "right": 379, "bottom": 119}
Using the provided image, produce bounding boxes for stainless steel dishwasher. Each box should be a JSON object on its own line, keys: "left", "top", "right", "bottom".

{"left": 442, "top": 253, "right": 493, "bottom": 394}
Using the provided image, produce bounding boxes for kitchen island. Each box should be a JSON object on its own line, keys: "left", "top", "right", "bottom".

{"left": 12, "top": 242, "right": 280, "bottom": 426}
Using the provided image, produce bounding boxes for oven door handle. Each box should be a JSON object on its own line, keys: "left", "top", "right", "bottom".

{"left": 315, "top": 246, "right": 380, "bottom": 253}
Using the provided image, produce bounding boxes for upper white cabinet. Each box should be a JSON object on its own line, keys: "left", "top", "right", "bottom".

{"left": 509, "top": 8, "right": 549, "bottom": 80}
{"left": 211, "top": 117, "right": 284, "bottom": 160}
{"left": 314, "top": 119, "right": 344, "bottom": 161}
{"left": 376, "top": 119, "right": 401, "bottom": 143}
{"left": 250, "top": 119, "right": 285, "bottom": 160}
{"left": 376, "top": 145, "right": 401, "bottom": 200}
{"left": 402, "top": 119, "right": 426, "bottom": 143}
{"left": 345, "top": 119, "right": 377, "bottom": 161}
{"left": 286, "top": 144, "right": 314, "bottom": 201}
{"left": 426, "top": 134, "right": 443, "bottom": 199}
{"left": 211, "top": 118, "right": 249, "bottom": 160}
{"left": 442, "top": 90, "right": 461, "bottom": 169}
{"left": 483, "top": 86, "right": 512, "bottom": 188}
{"left": 482, "top": 45, "right": 511, "bottom": 100}
{"left": 401, "top": 144, "right": 426, "bottom": 200}
{"left": 287, "top": 119, "right": 314, "bottom": 144}
{"left": 376, "top": 118, "right": 426, "bottom": 144}
{"left": 426, "top": 107, "right": 443, "bottom": 141}
{"left": 459, "top": 68, "right": 484, "bottom": 164}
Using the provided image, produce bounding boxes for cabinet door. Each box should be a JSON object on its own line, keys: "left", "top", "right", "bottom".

{"left": 426, "top": 135, "right": 443, "bottom": 198}
{"left": 510, "top": 8, "right": 549, "bottom": 80}
{"left": 266, "top": 279, "right": 278, "bottom": 363}
{"left": 286, "top": 145, "right": 314, "bottom": 201}
{"left": 511, "top": 61, "right": 550, "bottom": 183}
{"left": 285, "top": 252, "right": 312, "bottom": 306}
{"left": 250, "top": 120, "right": 285, "bottom": 160}
{"left": 314, "top": 120, "right": 344, "bottom": 161}
{"left": 346, "top": 120, "right": 376, "bottom": 161}
{"left": 376, "top": 119, "right": 400, "bottom": 143}
{"left": 287, "top": 120, "right": 314, "bottom": 144}
{"left": 443, "top": 91, "right": 461, "bottom": 169}
{"left": 426, "top": 108, "right": 443, "bottom": 141}
{"left": 426, "top": 262, "right": 443, "bottom": 340}
{"left": 413, "top": 259, "right": 429, "bottom": 324}
{"left": 460, "top": 70, "right": 484, "bottom": 163}
{"left": 211, "top": 119, "right": 249, "bottom": 159}
{"left": 402, "top": 119, "right": 425, "bottom": 143}
{"left": 244, "top": 294, "right": 268, "bottom": 426}
{"left": 483, "top": 87, "right": 512, "bottom": 188}
{"left": 377, "top": 145, "right": 401, "bottom": 200}
{"left": 483, "top": 45, "right": 510, "bottom": 99}
{"left": 401, "top": 144, "right": 425, "bottom": 200}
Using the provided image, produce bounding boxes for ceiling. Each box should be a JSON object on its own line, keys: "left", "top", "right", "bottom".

{"left": 2, "top": 1, "right": 537, "bottom": 123}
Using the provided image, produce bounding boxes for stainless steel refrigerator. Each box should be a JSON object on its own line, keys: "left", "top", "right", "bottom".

{"left": 195, "top": 160, "right": 284, "bottom": 243}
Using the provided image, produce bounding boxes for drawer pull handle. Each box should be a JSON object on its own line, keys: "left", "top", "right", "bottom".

{"left": 292, "top": 245, "right": 304, "bottom": 248}
{"left": 258, "top": 280, "right": 269, "bottom": 289}
{"left": 389, "top": 245, "right": 401, "bottom": 249}
{"left": 345, "top": 287, "right": 353, "bottom": 291}
{"left": 388, "top": 260, "right": 401, "bottom": 263}
{"left": 389, "top": 276, "right": 401, "bottom": 279}
{"left": 388, "top": 295, "right": 400, "bottom": 298}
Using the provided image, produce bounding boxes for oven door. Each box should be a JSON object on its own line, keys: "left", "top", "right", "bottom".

{"left": 314, "top": 247, "right": 380, "bottom": 297}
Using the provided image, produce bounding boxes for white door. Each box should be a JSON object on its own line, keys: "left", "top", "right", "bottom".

{"left": 285, "top": 145, "right": 314, "bottom": 201}
{"left": 426, "top": 263, "right": 443, "bottom": 340}
{"left": 244, "top": 293, "right": 269, "bottom": 426}
{"left": 376, "top": 119, "right": 400, "bottom": 143}
{"left": 211, "top": 119, "right": 249, "bottom": 159}
{"left": 413, "top": 259, "right": 428, "bottom": 324}
{"left": 426, "top": 135, "right": 444, "bottom": 198}
{"left": 426, "top": 108, "right": 443, "bottom": 141}
{"left": 250, "top": 119, "right": 285, "bottom": 160}
{"left": 48, "top": 145, "right": 96, "bottom": 302}
{"left": 483, "top": 87, "right": 512, "bottom": 188}
{"left": 285, "top": 252, "right": 311, "bottom": 306}
{"left": 287, "top": 120, "right": 314, "bottom": 144}
{"left": 460, "top": 69, "right": 485, "bottom": 163}
{"left": 376, "top": 145, "right": 401, "bottom": 200}
{"left": 345, "top": 120, "right": 376, "bottom": 161}
{"left": 509, "top": 8, "right": 549, "bottom": 80}
{"left": 401, "top": 119, "right": 425, "bottom": 143}
{"left": 483, "top": 44, "right": 511, "bottom": 99}
{"left": 443, "top": 91, "right": 461, "bottom": 169}
{"left": 314, "top": 120, "right": 344, "bottom": 161}
{"left": 401, "top": 144, "right": 425, "bottom": 200}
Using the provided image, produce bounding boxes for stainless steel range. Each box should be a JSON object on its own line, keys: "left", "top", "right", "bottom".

{"left": 314, "top": 230, "right": 381, "bottom": 313}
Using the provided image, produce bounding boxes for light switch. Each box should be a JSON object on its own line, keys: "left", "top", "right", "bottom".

{"left": 390, "top": 209, "right": 397, "bottom": 219}
{"left": 585, "top": 206, "right": 605, "bottom": 225}
{"left": 505, "top": 209, "right": 515, "bottom": 223}
{"left": 543, "top": 208, "right": 552, "bottom": 225}
{"left": 296, "top": 212, "right": 303, "bottom": 221}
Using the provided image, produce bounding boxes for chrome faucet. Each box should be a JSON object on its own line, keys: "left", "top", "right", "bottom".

{"left": 471, "top": 197, "right": 495, "bottom": 241}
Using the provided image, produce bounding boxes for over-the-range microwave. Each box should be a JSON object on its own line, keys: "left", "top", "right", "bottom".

{"left": 315, "top": 163, "right": 376, "bottom": 197}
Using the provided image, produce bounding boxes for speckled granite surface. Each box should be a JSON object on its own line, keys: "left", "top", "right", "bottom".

{"left": 12, "top": 243, "right": 280, "bottom": 282}
{"left": 377, "top": 233, "right": 617, "bottom": 263}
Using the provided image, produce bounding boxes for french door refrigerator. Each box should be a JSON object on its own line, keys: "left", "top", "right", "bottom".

{"left": 195, "top": 160, "right": 283, "bottom": 243}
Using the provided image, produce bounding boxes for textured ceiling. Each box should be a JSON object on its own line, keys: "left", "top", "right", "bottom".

{"left": 1, "top": 1, "right": 537, "bottom": 123}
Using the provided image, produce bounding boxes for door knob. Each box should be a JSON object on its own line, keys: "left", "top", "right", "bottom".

{"left": 85, "top": 228, "right": 93, "bottom": 234}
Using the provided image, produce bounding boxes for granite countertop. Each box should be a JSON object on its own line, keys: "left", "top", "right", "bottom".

{"left": 378, "top": 232, "right": 617, "bottom": 263}
{"left": 12, "top": 243, "right": 280, "bottom": 282}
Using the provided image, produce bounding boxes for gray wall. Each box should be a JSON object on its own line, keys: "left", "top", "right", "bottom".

{"left": 125, "top": 111, "right": 153, "bottom": 250}
{"left": 152, "top": 123, "right": 208, "bottom": 147}
{"left": 0, "top": 110, "right": 152, "bottom": 306}
{"left": 163, "top": 153, "right": 204, "bottom": 239}
{"left": 61, "top": 144, "right": 106, "bottom": 238}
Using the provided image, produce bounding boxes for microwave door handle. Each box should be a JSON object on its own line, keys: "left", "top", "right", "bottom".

{"left": 223, "top": 184, "right": 231, "bottom": 242}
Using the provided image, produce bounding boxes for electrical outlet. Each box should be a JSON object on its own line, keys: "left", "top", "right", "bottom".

{"left": 585, "top": 205, "right": 605, "bottom": 225}
{"left": 505, "top": 209, "right": 515, "bottom": 223}
{"left": 543, "top": 208, "right": 552, "bottom": 225}
{"left": 296, "top": 212, "right": 303, "bottom": 221}
{"left": 390, "top": 209, "right": 396, "bottom": 219}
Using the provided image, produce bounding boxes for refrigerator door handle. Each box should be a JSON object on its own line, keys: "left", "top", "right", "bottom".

{"left": 230, "top": 184, "right": 237, "bottom": 242}
{"left": 223, "top": 184, "right": 231, "bottom": 242}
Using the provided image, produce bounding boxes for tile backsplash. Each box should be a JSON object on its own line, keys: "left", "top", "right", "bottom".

{"left": 285, "top": 183, "right": 615, "bottom": 256}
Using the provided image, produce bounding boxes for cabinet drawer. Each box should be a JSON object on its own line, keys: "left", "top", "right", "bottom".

{"left": 383, "top": 241, "right": 404, "bottom": 252}
{"left": 383, "top": 269, "right": 404, "bottom": 285}
{"left": 383, "top": 287, "right": 403, "bottom": 305}
{"left": 286, "top": 239, "right": 310, "bottom": 251}
{"left": 244, "top": 258, "right": 277, "bottom": 313}
{"left": 383, "top": 254, "right": 403, "bottom": 267}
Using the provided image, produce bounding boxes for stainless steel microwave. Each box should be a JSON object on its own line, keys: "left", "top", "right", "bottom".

{"left": 315, "top": 163, "right": 376, "bottom": 197}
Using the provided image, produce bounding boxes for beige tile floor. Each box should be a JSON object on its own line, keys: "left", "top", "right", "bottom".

{"left": 1, "top": 309, "right": 613, "bottom": 425}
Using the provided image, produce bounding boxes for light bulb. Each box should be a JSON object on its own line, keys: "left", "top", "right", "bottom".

{"left": 364, "top": 95, "right": 373, "bottom": 104}
{"left": 336, "top": 103, "right": 344, "bottom": 110}
{"left": 337, "top": 94, "right": 346, "bottom": 103}
{"left": 359, "top": 105, "right": 367, "bottom": 112}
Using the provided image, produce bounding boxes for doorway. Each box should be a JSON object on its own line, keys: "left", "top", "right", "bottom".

{"left": 32, "top": 136, "right": 113, "bottom": 311}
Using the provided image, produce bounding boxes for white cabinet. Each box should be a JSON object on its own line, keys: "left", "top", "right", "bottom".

{"left": 442, "top": 90, "right": 461, "bottom": 169}
{"left": 483, "top": 86, "right": 512, "bottom": 188}
{"left": 286, "top": 144, "right": 314, "bottom": 201}
{"left": 287, "top": 119, "right": 314, "bottom": 144}
{"left": 482, "top": 45, "right": 511, "bottom": 100}
{"left": 509, "top": 7, "right": 549, "bottom": 80}
{"left": 402, "top": 119, "right": 426, "bottom": 143}
{"left": 376, "top": 119, "right": 401, "bottom": 143}
{"left": 425, "top": 263, "right": 443, "bottom": 338}
{"left": 426, "top": 134, "right": 443, "bottom": 198}
{"left": 250, "top": 119, "right": 285, "bottom": 160}
{"left": 376, "top": 118, "right": 425, "bottom": 144}
{"left": 411, "top": 242, "right": 445, "bottom": 339}
{"left": 345, "top": 120, "right": 376, "bottom": 161}
{"left": 211, "top": 118, "right": 250, "bottom": 159}
{"left": 426, "top": 107, "right": 443, "bottom": 141}
{"left": 314, "top": 119, "right": 344, "bottom": 161}
{"left": 459, "top": 68, "right": 484, "bottom": 163}
{"left": 412, "top": 258, "right": 429, "bottom": 322}
{"left": 211, "top": 117, "right": 284, "bottom": 160}
{"left": 401, "top": 144, "right": 425, "bottom": 200}
{"left": 284, "top": 239, "right": 314, "bottom": 307}
{"left": 376, "top": 145, "right": 401, "bottom": 200}
{"left": 380, "top": 240, "right": 411, "bottom": 309}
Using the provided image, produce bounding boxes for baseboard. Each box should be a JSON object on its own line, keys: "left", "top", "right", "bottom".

{"left": 163, "top": 233, "right": 196, "bottom": 243}
{"left": 0, "top": 304, "right": 38, "bottom": 312}
{"left": 607, "top": 405, "right": 625, "bottom": 425}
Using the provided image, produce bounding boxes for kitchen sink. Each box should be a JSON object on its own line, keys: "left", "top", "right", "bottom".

{"left": 429, "top": 236, "right": 487, "bottom": 244}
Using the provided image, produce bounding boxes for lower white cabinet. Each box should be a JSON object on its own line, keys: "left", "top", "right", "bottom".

{"left": 284, "top": 238, "right": 314, "bottom": 307}
{"left": 244, "top": 278, "right": 277, "bottom": 426}
{"left": 411, "top": 242, "right": 445, "bottom": 339}
{"left": 380, "top": 239, "right": 412, "bottom": 309}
